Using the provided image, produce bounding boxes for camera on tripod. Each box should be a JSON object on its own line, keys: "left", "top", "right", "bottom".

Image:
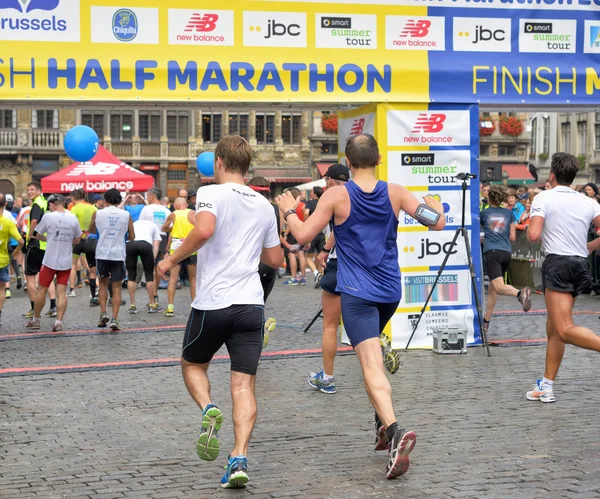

{"left": 456, "top": 173, "right": 477, "bottom": 181}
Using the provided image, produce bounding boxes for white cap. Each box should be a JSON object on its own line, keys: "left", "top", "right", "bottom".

{"left": 5, "top": 194, "right": 13, "bottom": 202}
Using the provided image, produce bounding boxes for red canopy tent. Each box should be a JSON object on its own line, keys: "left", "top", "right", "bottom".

{"left": 41, "top": 146, "right": 154, "bottom": 193}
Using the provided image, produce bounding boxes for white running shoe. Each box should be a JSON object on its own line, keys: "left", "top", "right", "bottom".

{"left": 526, "top": 380, "right": 556, "bottom": 403}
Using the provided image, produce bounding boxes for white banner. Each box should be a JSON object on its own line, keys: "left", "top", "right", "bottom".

{"left": 387, "top": 110, "right": 471, "bottom": 147}
{"left": 338, "top": 109, "right": 376, "bottom": 162}
{"left": 388, "top": 150, "right": 472, "bottom": 188}
{"left": 91, "top": 7, "right": 159, "bottom": 45}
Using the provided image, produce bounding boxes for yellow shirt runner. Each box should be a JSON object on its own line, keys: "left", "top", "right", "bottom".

{"left": 0, "top": 214, "right": 21, "bottom": 269}
{"left": 170, "top": 209, "right": 195, "bottom": 254}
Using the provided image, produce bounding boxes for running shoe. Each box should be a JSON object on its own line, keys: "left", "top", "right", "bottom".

{"left": 108, "top": 298, "right": 112, "bottom": 306}
{"left": 380, "top": 334, "right": 400, "bottom": 375}
{"left": 526, "top": 379, "right": 556, "bottom": 403}
{"left": 97, "top": 312, "right": 109, "bottom": 328}
{"left": 386, "top": 426, "right": 417, "bottom": 479}
{"left": 89, "top": 297, "right": 99, "bottom": 307}
{"left": 284, "top": 278, "right": 299, "bottom": 286}
{"left": 518, "top": 287, "right": 532, "bottom": 313}
{"left": 299, "top": 276, "right": 307, "bottom": 286}
{"left": 263, "top": 317, "right": 276, "bottom": 349}
{"left": 76, "top": 281, "right": 83, "bottom": 288}
{"left": 314, "top": 273, "right": 322, "bottom": 289}
{"left": 164, "top": 305, "right": 174, "bottom": 318}
{"left": 307, "top": 370, "right": 336, "bottom": 394}
{"left": 147, "top": 303, "right": 161, "bottom": 314}
{"left": 220, "top": 456, "right": 249, "bottom": 489}
{"left": 52, "top": 320, "right": 63, "bottom": 332}
{"left": 129, "top": 304, "right": 138, "bottom": 314}
{"left": 22, "top": 308, "right": 34, "bottom": 318}
{"left": 25, "top": 318, "right": 40, "bottom": 330}
{"left": 197, "top": 403, "right": 223, "bottom": 461}
{"left": 66, "top": 289, "right": 77, "bottom": 298}
{"left": 5, "top": 289, "right": 10, "bottom": 299}
{"left": 45, "top": 307, "right": 57, "bottom": 318}
{"left": 16, "top": 276, "right": 22, "bottom": 289}
{"left": 110, "top": 318, "right": 122, "bottom": 331}
{"left": 374, "top": 413, "right": 388, "bottom": 451}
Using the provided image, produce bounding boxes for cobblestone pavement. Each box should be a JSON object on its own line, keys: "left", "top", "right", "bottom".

{"left": 2, "top": 278, "right": 600, "bottom": 498}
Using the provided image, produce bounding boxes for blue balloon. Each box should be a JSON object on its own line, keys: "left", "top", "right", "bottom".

{"left": 196, "top": 151, "right": 215, "bottom": 176}
{"left": 64, "top": 125, "right": 99, "bottom": 163}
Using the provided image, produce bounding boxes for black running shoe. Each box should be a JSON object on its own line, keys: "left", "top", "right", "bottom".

{"left": 386, "top": 426, "right": 417, "bottom": 479}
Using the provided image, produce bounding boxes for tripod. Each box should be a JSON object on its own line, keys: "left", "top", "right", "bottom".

{"left": 304, "top": 307, "right": 323, "bottom": 334}
{"left": 404, "top": 174, "right": 490, "bottom": 357}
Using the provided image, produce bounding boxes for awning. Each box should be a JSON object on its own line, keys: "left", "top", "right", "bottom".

{"left": 502, "top": 164, "right": 534, "bottom": 181}
{"left": 41, "top": 146, "right": 155, "bottom": 193}
{"left": 316, "top": 163, "right": 335, "bottom": 177}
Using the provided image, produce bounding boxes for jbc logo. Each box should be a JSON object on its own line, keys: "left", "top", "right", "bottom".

{"left": 249, "top": 19, "right": 301, "bottom": 39}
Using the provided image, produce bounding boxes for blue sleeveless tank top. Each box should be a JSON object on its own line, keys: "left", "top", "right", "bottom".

{"left": 334, "top": 180, "right": 401, "bottom": 303}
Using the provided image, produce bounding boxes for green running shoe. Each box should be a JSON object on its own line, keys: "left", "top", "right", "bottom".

{"left": 196, "top": 404, "right": 223, "bottom": 461}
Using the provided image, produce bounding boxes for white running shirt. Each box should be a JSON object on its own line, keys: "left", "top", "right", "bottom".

{"left": 95, "top": 206, "right": 131, "bottom": 261}
{"left": 133, "top": 220, "right": 161, "bottom": 246}
{"left": 530, "top": 186, "right": 600, "bottom": 258}
{"left": 191, "top": 183, "right": 280, "bottom": 311}
{"left": 34, "top": 211, "right": 82, "bottom": 271}
{"left": 139, "top": 204, "right": 171, "bottom": 235}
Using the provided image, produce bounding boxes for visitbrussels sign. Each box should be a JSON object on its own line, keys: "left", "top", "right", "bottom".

{"left": 0, "top": 0, "right": 599, "bottom": 104}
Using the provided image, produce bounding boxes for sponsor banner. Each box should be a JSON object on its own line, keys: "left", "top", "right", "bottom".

{"left": 452, "top": 17, "right": 511, "bottom": 53}
{"left": 168, "top": 9, "right": 234, "bottom": 46}
{"left": 274, "top": 0, "right": 598, "bottom": 10}
{"left": 392, "top": 309, "right": 475, "bottom": 350}
{"left": 387, "top": 110, "right": 471, "bottom": 147}
{"left": 519, "top": 18, "right": 576, "bottom": 54}
{"left": 398, "top": 229, "right": 471, "bottom": 268}
{"left": 0, "top": 0, "right": 79, "bottom": 42}
{"left": 386, "top": 16, "right": 445, "bottom": 51}
{"left": 243, "top": 11, "right": 306, "bottom": 48}
{"left": 401, "top": 269, "right": 471, "bottom": 306}
{"left": 91, "top": 7, "right": 158, "bottom": 45}
{"left": 61, "top": 180, "right": 135, "bottom": 191}
{"left": 398, "top": 189, "right": 471, "bottom": 227}
{"left": 338, "top": 109, "right": 376, "bottom": 160}
{"left": 315, "top": 13, "right": 376, "bottom": 49}
{"left": 584, "top": 20, "right": 600, "bottom": 54}
{"left": 388, "top": 150, "right": 471, "bottom": 188}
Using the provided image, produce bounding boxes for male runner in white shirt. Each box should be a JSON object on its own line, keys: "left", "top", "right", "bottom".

{"left": 158, "top": 135, "right": 282, "bottom": 489}
{"left": 526, "top": 152, "right": 600, "bottom": 403}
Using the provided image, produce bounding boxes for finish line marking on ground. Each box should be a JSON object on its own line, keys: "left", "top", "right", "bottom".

{"left": 1, "top": 310, "right": 597, "bottom": 342}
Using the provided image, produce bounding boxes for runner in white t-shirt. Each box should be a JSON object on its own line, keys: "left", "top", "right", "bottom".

{"left": 157, "top": 135, "right": 283, "bottom": 489}
{"left": 139, "top": 188, "right": 172, "bottom": 304}
{"left": 89, "top": 189, "right": 135, "bottom": 331}
{"left": 126, "top": 219, "right": 161, "bottom": 314}
{"left": 26, "top": 195, "right": 81, "bottom": 332}
{"left": 526, "top": 152, "right": 600, "bottom": 403}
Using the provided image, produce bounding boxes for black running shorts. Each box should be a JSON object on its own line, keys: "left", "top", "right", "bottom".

{"left": 182, "top": 305, "right": 264, "bottom": 376}
{"left": 72, "top": 239, "right": 86, "bottom": 256}
{"left": 320, "top": 258, "right": 340, "bottom": 296}
{"left": 126, "top": 240, "right": 155, "bottom": 282}
{"left": 483, "top": 249, "right": 512, "bottom": 282}
{"left": 259, "top": 263, "right": 277, "bottom": 303}
{"left": 84, "top": 239, "right": 97, "bottom": 268}
{"left": 97, "top": 259, "right": 127, "bottom": 283}
{"left": 542, "top": 253, "right": 592, "bottom": 297}
{"left": 25, "top": 247, "right": 44, "bottom": 276}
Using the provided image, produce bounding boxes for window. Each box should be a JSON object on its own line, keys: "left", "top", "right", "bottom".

{"left": 542, "top": 117, "right": 550, "bottom": 155}
{"left": 596, "top": 124, "right": 600, "bottom": 150}
{"left": 498, "top": 145, "right": 516, "bottom": 156}
{"left": 561, "top": 122, "right": 571, "bottom": 153}
{"left": 202, "top": 113, "right": 222, "bottom": 143}
{"left": 530, "top": 118, "right": 537, "bottom": 158}
{"left": 479, "top": 144, "right": 490, "bottom": 157}
{"left": 595, "top": 112, "right": 600, "bottom": 123}
{"left": 0, "top": 109, "right": 15, "bottom": 129}
{"left": 167, "top": 170, "right": 186, "bottom": 181}
{"left": 167, "top": 111, "right": 189, "bottom": 141}
{"left": 110, "top": 111, "right": 133, "bottom": 140}
{"left": 139, "top": 111, "right": 161, "bottom": 141}
{"left": 499, "top": 112, "right": 517, "bottom": 118}
{"left": 577, "top": 121, "right": 587, "bottom": 155}
{"left": 321, "top": 142, "right": 338, "bottom": 155}
{"left": 32, "top": 109, "right": 58, "bottom": 129}
{"left": 255, "top": 113, "right": 274, "bottom": 144}
{"left": 228, "top": 113, "right": 249, "bottom": 140}
{"left": 282, "top": 113, "right": 302, "bottom": 145}
{"left": 81, "top": 111, "right": 105, "bottom": 138}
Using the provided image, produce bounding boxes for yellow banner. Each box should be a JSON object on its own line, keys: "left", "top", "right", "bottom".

{"left": 0, "top": 0, "right": 429, "bottom": 102}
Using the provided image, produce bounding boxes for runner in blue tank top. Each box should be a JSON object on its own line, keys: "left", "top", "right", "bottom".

{"left": 276, "top": 134, "right": 446, "bottom": 480}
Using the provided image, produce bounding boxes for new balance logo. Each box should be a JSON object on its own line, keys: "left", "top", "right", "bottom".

{"left": 411, "top": 114, "right": 446, "bottom": 133}
{"left": 350, "top": 118, "right": 365, "bottom": 136}
{"left": 400, "top": 20, "right": 431, "bottom": 38}
{"left": 184, "top": 13, "right": 218, "bottom": 32}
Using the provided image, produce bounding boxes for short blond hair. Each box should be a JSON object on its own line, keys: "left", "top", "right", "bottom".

{"left": 214, "top": 134, "right": 253, "bottom": 175}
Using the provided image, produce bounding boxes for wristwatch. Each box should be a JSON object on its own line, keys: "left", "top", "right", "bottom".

{"left": 284, "top": 209, "right": 297, "bottom": 222}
